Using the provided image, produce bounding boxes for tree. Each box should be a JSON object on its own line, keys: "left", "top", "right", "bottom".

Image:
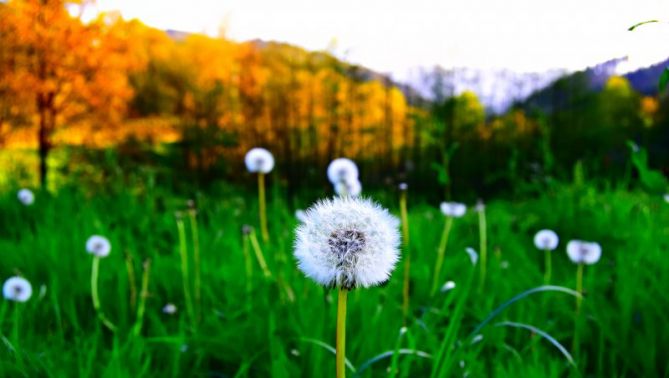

{"left": 0, "top": 0, "right": 143, "bottom": 187}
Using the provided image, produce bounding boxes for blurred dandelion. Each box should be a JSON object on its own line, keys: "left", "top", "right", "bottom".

{"left": 567, "top": 239, "right": 601, "bottom": 355}
{"left": 163, "top": 303, "right": 177, "bottom": 315}
{"left": 86, "top": 235, "right": 111, "bottom": 258}
{"left": 334, "top": 178, "right": 362, "bottom": 197}
{"left": 465, "top": 247, "right": 479, "bottom": 265}
{"left": 441, "top": 280, "right": 456, "bottom": 292}
{"left": 245, "top": 147, "right": 275, "bottom": 241}
{"left": 294, "top": 197, "right": 400, "bottom": 378}
{"left": 327, "top": 158, "right": 359, "bottom": 185}
{"left": 3, "top": 276, "right": 32, "bottom": 302}
{"left": 663, "top": 193, "right": 669, "bottom": 203}
{"left": 534, "top": 229, "right": 559, "bottom": 284}
{"left": 432, "top": 201, "right": 466, "bottom": 295}
{"left": 17, "top": 189, "right": 34, "bottom": 206}
{"left": 86, "top": 235, "right": 116, "bottom": 332}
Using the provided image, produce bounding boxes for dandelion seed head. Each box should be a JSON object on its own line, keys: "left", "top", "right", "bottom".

{"left": 441, "top": 280, "right": 456, "bottom": 292}
{"left": 440, "top": 202, "right": 467, "bottom": 218}
{"left": 465, "top": 247, "right": 478, "bottom": 265}
{"left": 241, "top": 224, "right": 253, "bottom": 235}
{"left": 86, "top": 235, "right": 111, "bottom": 258}
{"left": 475, "top": 199, "right": 485, "bottom": 212}
{"left": 664, "top": 193, "right": 669, "bottom": 203}
{"left": 398, "top": 182, "right": 408, "bottom": 191}
{"left": 3, "top": 276, "right": 32, "bottom": 302}
{"left": 163, "top": 303, "right": 177, "bottom": 315}
{"left": 294, "top": 197, "right": 401, "bottom": 289}
{"left": 327, "top": 158, "right": 359, "bottom": 185}
{"left": 17, "top": 189, "right": 34, "bottom": 206}
{"left": 244, "top": 147, "right": 275, "bottom": 174}
{"left": 534, "top": 229, "right": 559, "bottom": 251}
{"left": 566, "top": 240, "right": 601, "bottom": 265}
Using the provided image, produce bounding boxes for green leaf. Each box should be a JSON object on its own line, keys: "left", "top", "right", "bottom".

{"left": 628, "top": 20, "right": 659, "bottom": 31}
{"left": 658, "top": 67, "right": 669, "bottom": 92}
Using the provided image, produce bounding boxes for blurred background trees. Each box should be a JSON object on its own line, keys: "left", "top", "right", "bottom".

{"left": 0, "top": 0, "right": 667, "bottom": 198}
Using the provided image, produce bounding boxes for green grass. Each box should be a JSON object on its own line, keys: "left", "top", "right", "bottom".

{"left": 0, "top": 182, "right": 667, "bottom": 377}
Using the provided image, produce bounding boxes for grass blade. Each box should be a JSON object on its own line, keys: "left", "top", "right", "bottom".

{"left": 355, "top": 349, "right": 431, "bottom": 377}
{"left": 496, "top": 321, "right": 576, "bottom": 367}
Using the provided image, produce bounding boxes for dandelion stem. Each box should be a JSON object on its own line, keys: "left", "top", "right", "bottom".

{"left": 258, "top": 173, "right": 269, "bottom": 242}
{"left": 242, "top": 232, "right": 254, "bottom": 311}
{"left": 176, "top": 216, "right": 195, "bottom": 327}
{"left": 400, "top": 190, "right": 411, "bottom": 324}
{"left": 91, "top": 256, "right": 117, "bottom": 332}
{"left": 125, "top": 252, "right": 137, "bottom": 312}
{"left": 575, "top": 263, "right": 583, "bottom": 313}
{"left": 431, "top": 216, "right": 454, "bottom": 296}
{"left": 188, "top": 209, "right": 201, "bottom": 321}
{"left": 249, "top": 229, "right": 272, "bottom": 278}
{"left": 336, "top": 287, "right": 348, "bottom": 378}
{"left": 478, "top": 206, "right": 488, "bottom": 291}
{"left": 544, "top": 249, "right": 552, "bottom": 285}
{"left": 132, "top": 259, "right": 151, "bottom": 337}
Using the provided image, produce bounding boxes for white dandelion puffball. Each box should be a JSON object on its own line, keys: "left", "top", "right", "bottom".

{"left": 244, "top": 147, "right": 275, "bottom": 174}
{"left": 163, "top": 303, "right": 177, "bottom": 315}
{"left": 398, "top": 182, "right": 408, "bottom": 191}
{"left": 440, "top": 202, "right": 467, "bottom": 218}
{"left": 17, "top": 189, "right": 34, "bottom": 206}
{"left": 294, "top": 197, "right": 401, "bottom": 289}
{"left": 664, "top": 193, "right": 669, "bottom": 203}
{"left": 534, "top": 229, "right": 559, "bottom": 251}
{"left": 334, "top": 178, "right": 362, "bottom": 197}
{"left": 86, "top": 235, "right": 112, "bottom": 258}
{"left": 295, "top": 209, "right": 308, "bottom": 223}
{"left": 3, "top": 276, "right": 33, "bottom": 302}
{"left": 441, "top": 280, "right": 456, "bottom": 292}
{"left": 566, "top": 240, "right": 602, "bottom": 265}
{"left": 327, "top": 158, "right": 359, "bottom": 185}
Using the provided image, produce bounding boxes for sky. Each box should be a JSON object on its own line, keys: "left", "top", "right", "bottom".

{"left": 93, "top": 0, "right": 669, "bottom": 81}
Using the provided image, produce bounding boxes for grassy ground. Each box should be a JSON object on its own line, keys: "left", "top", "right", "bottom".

{"left": 0, "top": 182, "right": 667, "bottom": 377}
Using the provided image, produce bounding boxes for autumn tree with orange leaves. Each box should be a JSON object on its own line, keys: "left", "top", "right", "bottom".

{"left": 0, "top": 0, "right": 143, "bottom": 187}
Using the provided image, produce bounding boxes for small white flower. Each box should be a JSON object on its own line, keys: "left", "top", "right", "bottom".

{"left": 664, "top": 193, "right": 669, "bottom": 203}
{"left": 163, "top": 303, "right": 177, "bottom": 315}
{"left": 17, "top": 189, "right": 34, "bottom": 206}
{"left": 441, "top": 280, "right": 456, "bottom": 292}
{"left": 327, "top": 158, "right": 359, "bottom": 185}
{"left": 465, "top": 247, "right": 478, "bottom": 265}
{"left": 534, "top": 229, "right": 559, "bottom": 251}
{"left": 294, "top": 197, "right": 401, "bottom": 289}
{"left": 440, "top": 202, "right": 466, "bottom": 218}
{"left": 244, "top": 147, "right": 275, "bottom": 174}
{"left": 334, "top": 178, "right": 362, "bottom": 197}
{"left": 398, "top": 182, "right": 408, "bottom": 191}
{"left": 3, "top": 276, "right": 32, "bottom": 302}
{"left": 295, "top": 209, "right": 308, "bottom": 223}
{"left": 566, "top": 240, "right": 601, "bottom": 265}
{"left": 86, "top": 235, "right": 111, "bottom": 258}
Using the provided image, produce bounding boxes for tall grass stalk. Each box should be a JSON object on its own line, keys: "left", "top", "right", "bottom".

{"left": 242, "top": 230, "right": 254, "bottom": 312}
{"left": 176, "top": 215, "right": 195, "bottom": 327}
{"left": 132, "top": 259, "right": 151, "bottom": 337}
{"left": 477, "top": 204, "right": 488, "bottom": 291}
{"left": 188, "top": 208, "right": 201, "bottom": 321}
{"left": 544, "top": 249, "right": 552, "bottom": 284}
{"left": 400, "top": 189, "right": 411, "bottom": 323}
{"left": 336, "top": 287, "right": 348, "bottom": 378}
{"left": 125, "top": 252, "right": 137, "bottom": 312}
{"left": 431, "top": 216, "right": 454, "bottom": 296}
{"left": 91, "top": 256, "right": 117, "bottom": 332}
{"left": 257, "top": 173, "right": 269, "bottom": 242}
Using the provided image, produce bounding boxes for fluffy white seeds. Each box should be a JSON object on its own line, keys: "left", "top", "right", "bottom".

{"left": 86, "top": 235, "right": 112, "bottom": 258}
{"left": 441, "top": 280, "right": 456, "bottom": 292}
{"left": 398, "top": 182, "right": 408, "bottom": 191}
{"left": 294, "top": 197, "right": 401, "bottom": 289}
{"left": 327, "top": 158, "right": 359, "bottom": 185}
{"left": 440, "top": 202, "right": 466, "bottom": 218}
{"left": 566, "top": 240, "right": 601, "bottom": 265}
{"left": 17, "top": 189, "right": 34, "bottom": 206}
{"left": 334, "top": 178, "right": 362, "bottom": 197}
{"left": 534, "top": 229, "right": 559, "bottom": 251}
{"left": 244, "top": 147, "right": 275, "bottom": 174}
{"left": 163, "top": 303, "right": 178, "bottom": 315}
{"left": 3, "top": 276, "right": 32, "bottom": 302}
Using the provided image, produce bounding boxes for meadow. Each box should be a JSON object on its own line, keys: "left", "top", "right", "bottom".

{"left": 1, "top": 175, "right": 667, "bottom": 377}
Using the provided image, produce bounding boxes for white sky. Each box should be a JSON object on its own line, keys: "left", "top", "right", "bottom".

{"left": 94, "top": 0, "right": 669, "bottom": 80}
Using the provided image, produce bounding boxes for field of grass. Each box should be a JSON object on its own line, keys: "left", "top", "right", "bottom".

{"left": 0, "top": 182, "right": 668, "bottom": 377}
